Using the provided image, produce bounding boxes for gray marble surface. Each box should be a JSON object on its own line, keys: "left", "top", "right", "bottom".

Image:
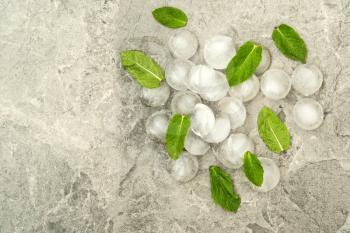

{"left": 1, "top": 0, "right": 350, "bottom": 232}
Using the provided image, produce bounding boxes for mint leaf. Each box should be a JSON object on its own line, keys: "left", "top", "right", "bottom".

{"left": 272, "top": 24, "right": 308, "bottom": 63}
{"left": 152, "top": 7, "right": 188, "bottom": 29}
{"left": 226, "top": 41, "right": 262, "bottom": 86}
{"left": 120, "top": 50, "right": 165, "bottom": 88}
{"left": 257, "top": 106, "right": 291, "bottom": 154}
{"left": 209, "top": 166, "right": 241, "bottom": 212}
{"left": 166, "top": 114, "right": 190, "bottom": 160}
{"left": 243, "top": 151, "right": 264, "bottom": 186}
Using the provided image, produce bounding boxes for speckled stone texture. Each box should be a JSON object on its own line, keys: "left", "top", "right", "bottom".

{"left": 0, "top": 0, "right": 350, "bottom": 232}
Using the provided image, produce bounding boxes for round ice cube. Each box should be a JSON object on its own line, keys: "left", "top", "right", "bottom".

{"left": 203, "top": 35, "right": 236, "bottom": 69}
{"left": 292, "top": 64, "right": 323, "bottom": 96}
{"left": 167, "top": 152, "right": 199, "bottom": 183}
{"left": 260, "top": 69, "right": 291, "bottom": 100}
{"left": 141, "top": 82, "right": 170, "bottom": 106}
{"left": 185, "top": 130, "right": 210, "bottom": 156}
{"left": 200, "top": 71, "right": 229, "bottom": 101}
{"left": 217, "top": 97, "right": 246, "bottom": 129}
{"left": 190, "top": 103, "right": 215, "bottom": 138}
{"left": 216, "top": 133, "right": 254, "bottom": 169}
{"left": 254, "top": 158, "right": 280, "bottom": 192}
{"left": 203, "top": 114, "right": 231, "bottom": 143}
{"left": 168, "top": 30, "right": 198, "bottom": 60}
{"left": 228, "top": 75, "right": 260, "bottom": 102}
{"left": 187, "top": 64, "right": 217, "bottom": 94}
{"left": 145, "top": 110, "right": 170, "bottom": 142}
{"left": 165, "top": 59, "right": 193, "bottom": 91}
{"left": 171, "top": 91, "right": 201, "bottom": 115}
{"left": 255, "top": 48, "right": 271, "bottom": 75}
{"left": 293, "top": 98, "right": 324, "bottom": 130}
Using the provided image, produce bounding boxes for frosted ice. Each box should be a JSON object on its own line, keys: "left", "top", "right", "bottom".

{"left": 203, "top": 114, "right": 231, "bottom": 143}
{"left": 254, "top": 158, "right": 280, "bottom": 192}
{"left": 145, "top": 110, "right": 170, "bottom": 142}
{"left": 216, "top": 133, "right": 254, "bottom": 169}
{"left": 171, "top": 91, "right": 201, "bottom": 115}
{"left": 228, "top": 75, "right": 260, "bottom": 102}
{"left": 185, "top": 130, "right": 210, "bottom": 156}
{"left": 293, "top": 98, "right": 324, "bottom": 130}
{"left": 165, "top": 59, "right": 193, "bottom": 91}
{"left": 200, "top": 71, "right": 229, "bottom": 101}
{"left": 292, "top": 64, "right": 323, "bottom": 96}
{"left": 255, "top": 48, "right": 271, "bottom": 75}
{"left": 260, "top": 68, "right": 291, "bottom": 100}
{"left": 203, "top": 35, "right": 236, "bottom": 69}
{"left": 168, "top": 30, "right": 198, "bottom": 60}
{"left": 167, "top": 152, "right": 199, "bottom": 183}
{"left": 141, "top": 82, "right": 170, "bottom": 107}
{"left": 190, "top": 103, "right": 215, "bottom": 138}
{"left": 217, "top": 97, "right": 246, "bottom": 129}
{"left": 187, "top": 64, "right": 217, "bottom": 94}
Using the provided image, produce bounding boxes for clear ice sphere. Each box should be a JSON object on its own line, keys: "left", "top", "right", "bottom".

{"left": 141, "top": 82, "right": 170, "bottom": 107}
{"left": 217, "top": 97, "right": 246, "bottom": 129}
{"left": 185, "top": 130, "right": 210, "bottom": 156}
{"left": 187, "top": 64, "right": 217, "bottom": 94}
{"left": 200, "top": 71, "right": 229, "bottom": 101}
{"left": 260, "top": 68, "right": 291, "bottom": 100}
{"left": 190, "top": 103, "right": 215, "bottom": 138}
{"left": 293, "top": 98, "right": 324, "bottom": 130}
{"left": 167, "top": 152, "right": 199, "bottom": 183}
{"left": 165, "top": 59, "right": 193, "bottom": 91}
{"left": 255, "top": 48, "right": 271, "bottom": 75}
{"left": 168, "top": 30, "right": 198, "bottom": 60}
{"left": 171, "top": 91, "right": 202, "bottom": 115}
{"left": 203, "top": 35, "right": 236, "bottom": 69}
{"left": 228, "top": 75, "right": 260, "bottom": 102}
{"left": 254, "top": 158, "right": 280, "bottom": 192}
{"left": 292, "top": 64, "right": 323, "bottom": 96}
{"left": 216, "top": 133, "right": 254, "bottom": 169}
{"left": 203, "top": 114, "right": 231, "bottom": 143}
{"left": 145, "top": 110, "right": 170, "bottom": 142}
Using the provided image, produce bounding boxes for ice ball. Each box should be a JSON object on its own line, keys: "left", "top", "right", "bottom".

{"left": 293, "top": 98, "right": 324, "bottom": 130}
{"left": 292, "top": 64, "right": 323, "bottom": 96}
{"left": 260, "top": 69, "right": 291, "bottom": 100}
{"left": 216, "top": 133, "right": 254, "bottom": 169}
{"left": 171, "top": 91, "right": 201, "bottom": 115}
{"left": 167, "top": 152, "right": 199, "bottom": 183}
{"left": 203, "top": 114, "right": 231, "bottom": 143}
{"left": 168, "top": 30, "right": 198, "bottom": 60}
{"left": 254, "top": 158, "right": 280, "bottom": 192}
{"left": 200, "top": 71, "right": 229, "bottom": 101}
{"left": 141, "top": 82, "right": 170, "bottom": 106}
{"left": 187, "top": 64, "right": 217, "bottom": 94}
{"left": 228, "top": 75, "right": 260, "bottom": 102}
{"left": 165, "top": 59, "right": 193, "bottom": 91}
{"left": 203, "top": 35, "right": 236, "bottom": 69}
{"left": 190, "top": 103, "right": 215, "bottom": 138}
{"left": 185, "top": 130, "right": 210, "bottom": 156}
{"left": 255, "top": 48, "right": 271, "bottom": 75}
{"left": 145, "top": 110, "right": 170, "bottom": 142}
{"left": 217, "top": 97, "right": 246, "bottom": 129}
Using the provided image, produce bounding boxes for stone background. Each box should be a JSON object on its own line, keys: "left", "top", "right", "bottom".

{"left": 1, "top": 0, "right": 350, "bottom": 232}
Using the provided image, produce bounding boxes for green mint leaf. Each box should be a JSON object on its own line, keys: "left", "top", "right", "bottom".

{"left": 209, "top": 166, "right": 241, "bottom": 212}
{"left": 257, "top": 106, "right": 291, "bottom": 154}
{"left": 152, "top": 6, "right": 188, "bottom": 29}
{"left": 243, "top": 151, "right": 264, "bottom": 186}
{"left": 226, "top": 41, "right": 262, "bottom": 86}
{"left": 166, "top": 114, "right": 190, "bottom": 160}
{"left": 272, "top": 24, "right": 308, "bottom": 63}
{"left": 120, "top": 50, "right": 165, "bottom": 88}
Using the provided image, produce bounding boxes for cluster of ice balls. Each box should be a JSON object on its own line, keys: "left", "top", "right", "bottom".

{"left": 144, "top": 29, "right": 324, "bottom": 191}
